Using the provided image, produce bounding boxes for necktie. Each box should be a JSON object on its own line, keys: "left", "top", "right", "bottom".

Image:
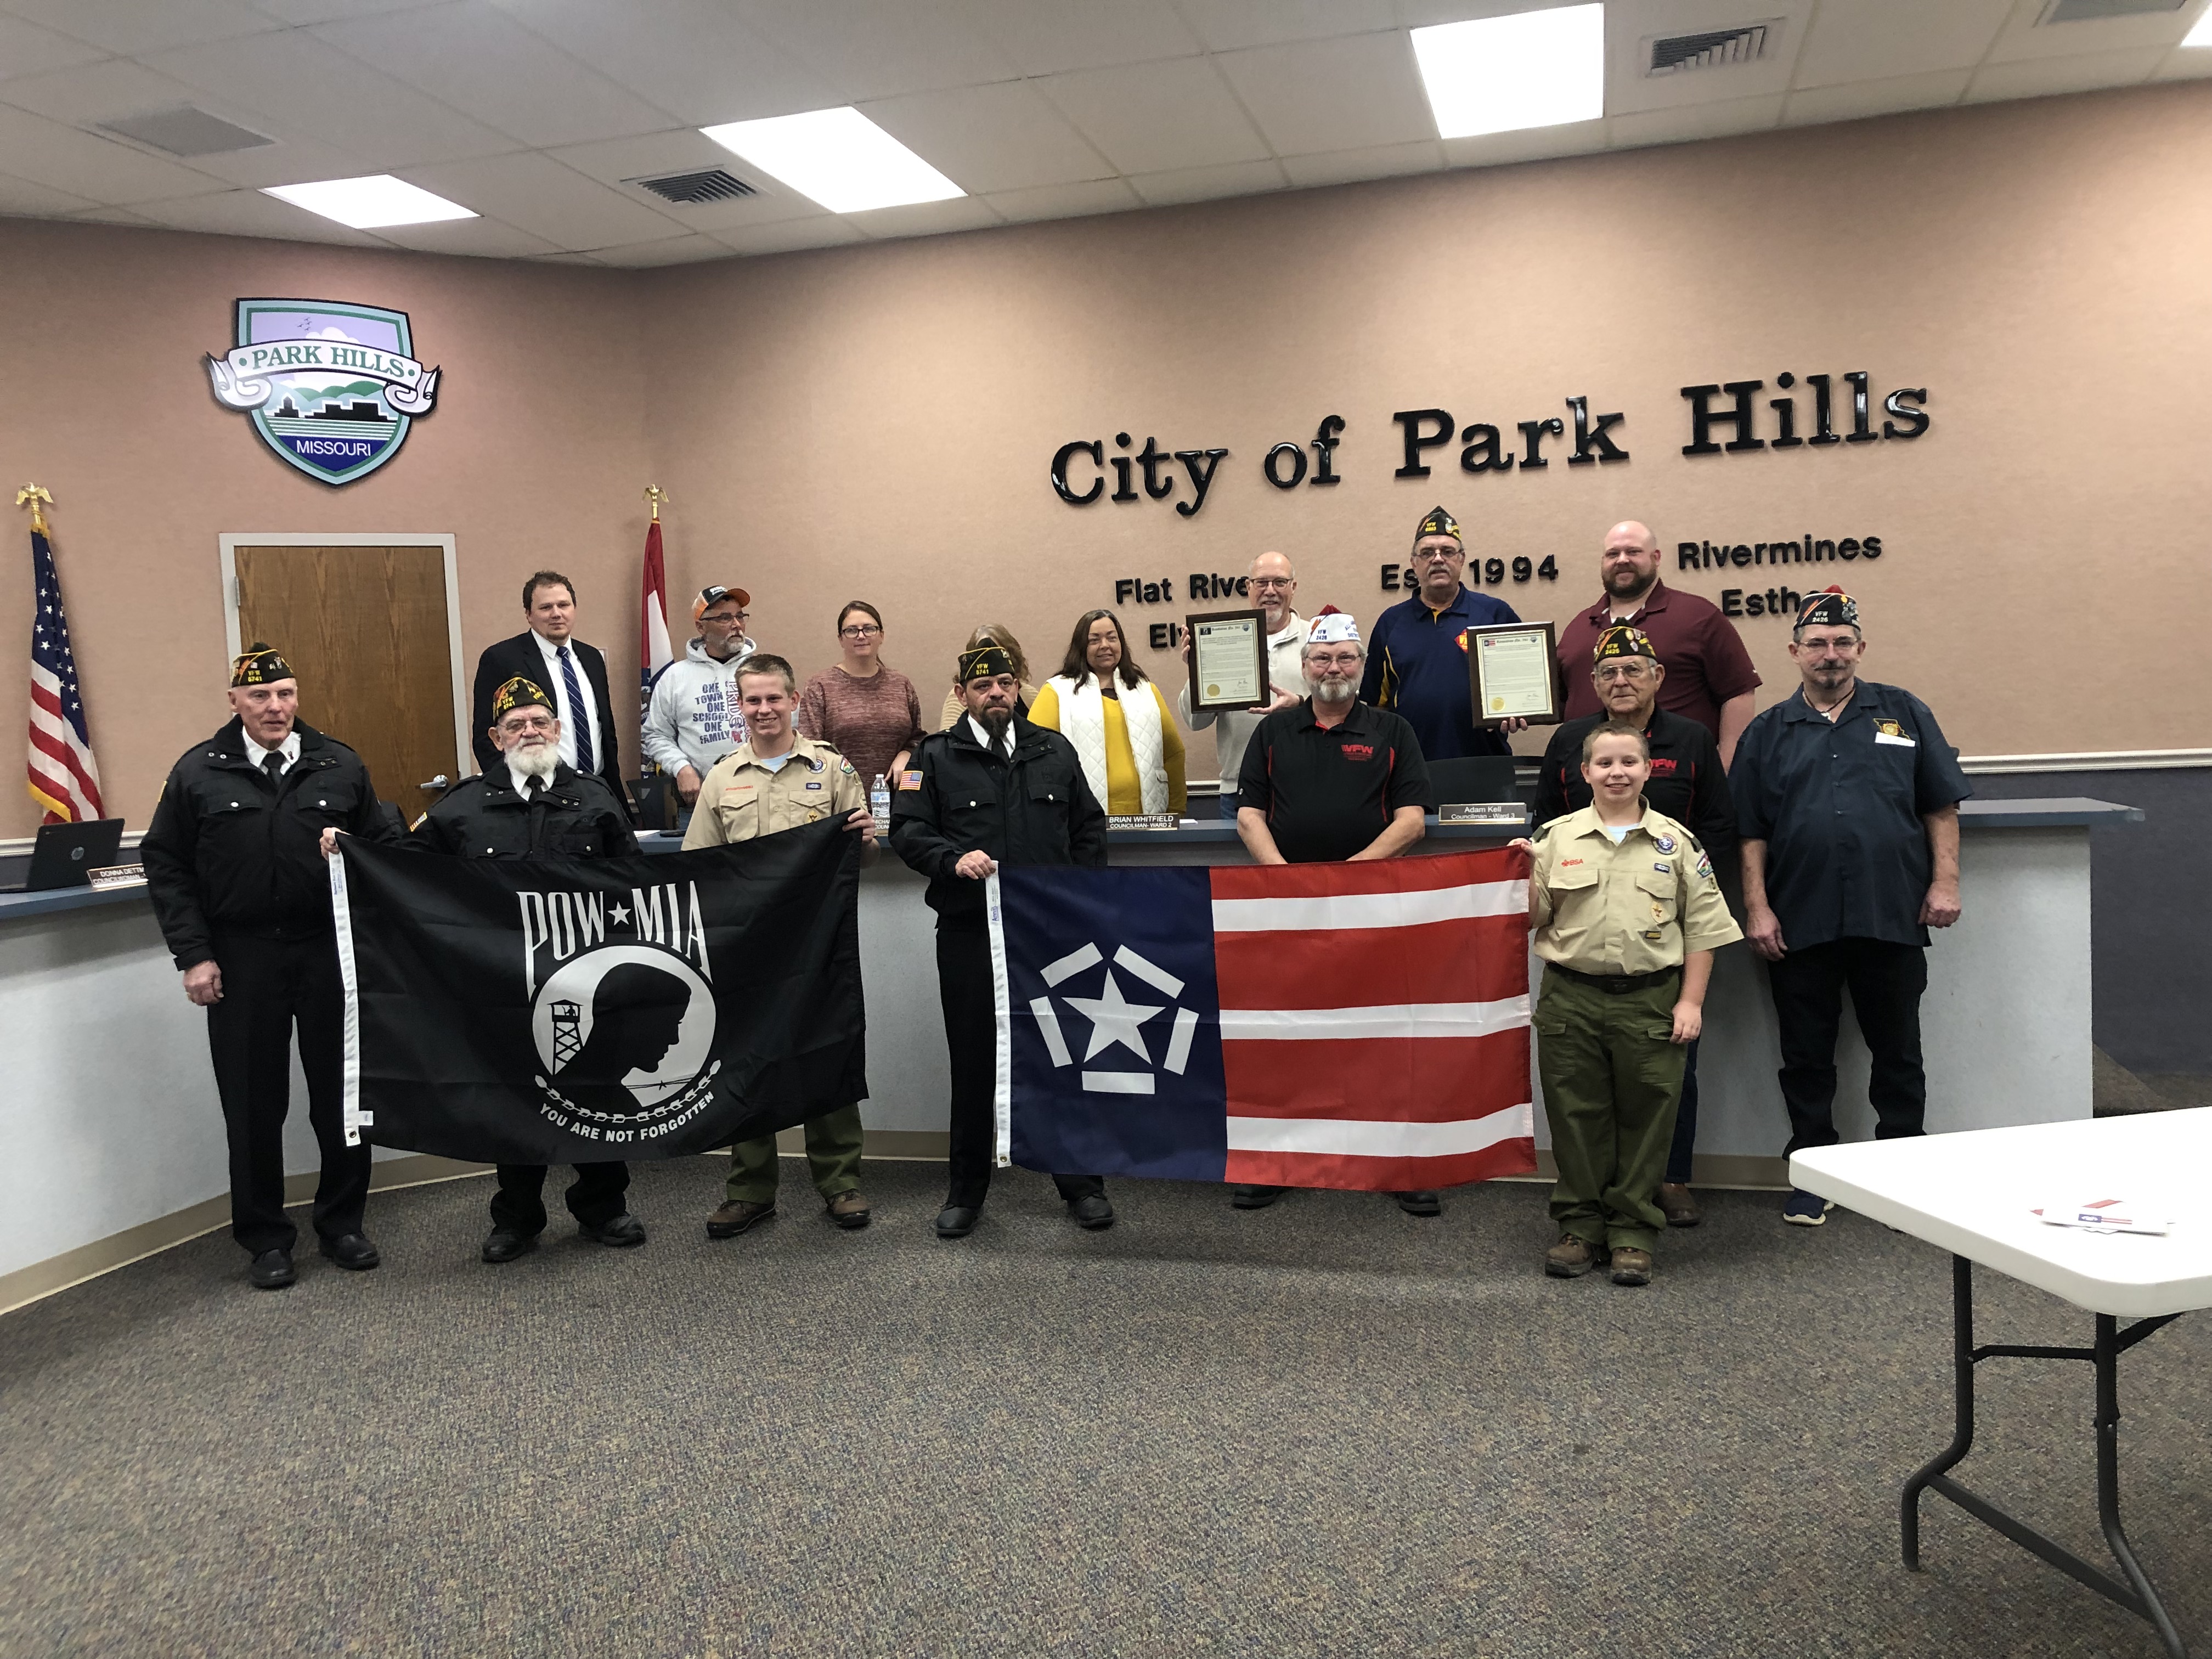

{"left": 525, "top": 773, "right": 549, "bottom": 851}
{"left": 557, "top": 646, "right": 595, "bottom": 777}
{"left": 261, "top": 749, "right": 285, "bottom": 787}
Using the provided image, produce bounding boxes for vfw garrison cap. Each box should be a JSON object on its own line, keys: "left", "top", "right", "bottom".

{"left": 1593, "top": 625, "right": 1657, "bottom": 663}
{"left": 1796, "top": 585, "right": 1859, "bottom": 630}
{"left": 492, "top": 675, "right": 555, "bottom": 720}
{"left": 1414, "top": 505, "right": 1462, "bottom": 544}
{"left": 958, "top": 644, "right": 1017, "bottom": 684}
{"left": 230, "top": 642, "right": 295, "bottom": 686}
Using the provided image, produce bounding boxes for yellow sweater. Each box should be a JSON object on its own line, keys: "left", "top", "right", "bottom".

{"left": 1028, "top": 679, "right": 1187, "bottom": 816}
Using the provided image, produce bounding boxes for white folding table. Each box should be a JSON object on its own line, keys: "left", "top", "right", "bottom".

{"left": 1793, "top": 1110, "right": 2212, "bottom": 1659}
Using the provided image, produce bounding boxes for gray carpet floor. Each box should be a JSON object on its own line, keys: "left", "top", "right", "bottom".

{"left": 2, "top": 1161, "right": 2207, "bottom": 1659}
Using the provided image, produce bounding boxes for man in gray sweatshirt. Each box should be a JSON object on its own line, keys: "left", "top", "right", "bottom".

{"left": 642, "top": 584, "right": 758, "bottom": 807}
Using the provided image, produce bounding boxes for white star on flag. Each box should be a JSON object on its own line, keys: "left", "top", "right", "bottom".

{"left": 1061, "top": 968, "right": 1164, "bottom": 1063}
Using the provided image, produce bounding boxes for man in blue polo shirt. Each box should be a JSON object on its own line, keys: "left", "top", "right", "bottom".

{"left": 1730, "top": 587, "right": 1971, "bottom": 1226}
{"left": 1361, "top": 506, "right": 1522, "bottom": 760}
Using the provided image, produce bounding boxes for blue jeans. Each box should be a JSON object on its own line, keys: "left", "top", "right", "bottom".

{"left": 1217, "top": 792, "right": 1239, "bottom": 821}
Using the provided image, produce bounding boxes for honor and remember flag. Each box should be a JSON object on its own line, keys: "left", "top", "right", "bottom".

{"left": 330, "top": 820, "right": 866, "bottom": 1166}
{"left": 23, "top": 490, "right": 104, "bottom": 825}
{"left": 990, "top": 848, "right": 1536, "bottom": 1192}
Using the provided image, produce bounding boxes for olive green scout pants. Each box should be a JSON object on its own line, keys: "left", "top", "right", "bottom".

{"left": 1534, "top": 968, "right": 1687, "bottom": 1256}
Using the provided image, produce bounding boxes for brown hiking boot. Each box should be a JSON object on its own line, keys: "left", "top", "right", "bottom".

{"left": 1609, "top": 1246, "right": 1654, "bottom": 1286}
{"left": 826, "top": 1189, "right": 871, "bottom": 1229}
{"left": 1544, "top": 1233, "right": 1606, "bottom": 1278}
{"left": 707, "top": 1199, "right": 775, "bottom": 1239}
{"left": 1657, "top": 1183, "right": 1701, "bottom": 1227}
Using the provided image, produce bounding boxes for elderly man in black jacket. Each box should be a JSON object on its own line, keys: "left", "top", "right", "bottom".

{"left": 890, "top": 643, "right": 1109, "bottom": 1239}
{"left": 142, "top": 644, "right": 396, "bottom": 1290}
{"left": 411, "top": 675, "right": 643, "bottom": 1263}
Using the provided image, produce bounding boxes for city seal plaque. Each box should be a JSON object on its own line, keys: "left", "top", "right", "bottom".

{"left": 205, "top": 297, "right": 441, "bottom": 486}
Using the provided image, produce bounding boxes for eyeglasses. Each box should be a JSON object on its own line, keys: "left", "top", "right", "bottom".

{"left": 702, "top": 611, "right": 747, "bottom": 625}
{"left": 501, "top": 715, "right": 556, "bottom": 733}
{"left": 1593, "top": 663, "right": 1654, "bottom": 683}
{"left": 1307, "top": 652, "right": 1362, "bottom": 669}
{"left": 839, "top": 624, "right": 882, "bottom": 638}
{"left": 1250, "top": 577, "right": 1294, "bottom": 590}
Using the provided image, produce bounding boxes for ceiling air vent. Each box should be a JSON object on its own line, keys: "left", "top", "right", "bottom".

{"left": 629, "top": 168, "right": 758, "bottom": 206}
{"left": 98, "top": 105, "right": 274, "bottom": 156}
{"left": 1644, "top": 20, "right": 1778, "bottom": 75}
{"left": 2040, "top": 0, "right": 2183, "bottom": 21}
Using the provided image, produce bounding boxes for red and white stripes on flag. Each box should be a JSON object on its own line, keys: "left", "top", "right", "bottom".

{"left": 1213, "top": 849, "right": 1533, "bottom": 1192}
{"left": 639, "top": 517, "right": 673, "bottom": 719}
{"left": 27, "top": 522, "right": 104, "bottom": 825}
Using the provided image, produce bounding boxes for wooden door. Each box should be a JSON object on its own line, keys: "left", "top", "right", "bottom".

{"left": 234, "top": 545, "right": 458, "bottom": 816}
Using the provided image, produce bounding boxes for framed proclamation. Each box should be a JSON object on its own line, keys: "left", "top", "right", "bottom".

{"left": 1186, "top": 608, "right": 1271, "bottom": 712}
{"left": 1466, "top": 620, "right": 1562, "bottom": 727}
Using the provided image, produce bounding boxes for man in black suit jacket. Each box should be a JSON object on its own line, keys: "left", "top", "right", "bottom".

{"left": 471, "top": 569, "right": 627, "bottom": 804}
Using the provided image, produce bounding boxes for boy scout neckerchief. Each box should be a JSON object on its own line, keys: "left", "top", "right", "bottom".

{"left": 1796, "top": 586, "right": 1858, "bottom": 630}
{"left": 958, "top": 644, "right": 1015, "bottom": 684}
{"left": 230, "top": 642, "right": 294, "bottom": 686}
{"left": 1414, "top": 505, "right": 1460, "bottom": 543}
{"left": 492, "top": 675, "right": 554, "bottom": 720}
{"left": 1593, "top": 625, "right": 1657, "bottom": 663}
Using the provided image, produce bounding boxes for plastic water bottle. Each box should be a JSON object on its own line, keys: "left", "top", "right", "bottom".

{"left": 871, "top": 773, "right": 891, "bottom": 836}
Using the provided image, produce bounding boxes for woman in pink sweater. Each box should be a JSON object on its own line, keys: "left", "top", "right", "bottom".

{"left": 796, "top": 600, "right": 924, "bottom": 787}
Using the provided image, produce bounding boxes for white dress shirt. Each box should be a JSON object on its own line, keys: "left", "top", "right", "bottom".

{"left": 967, "top": 715, "right": 1012, "bottom": 757}
{"left": 531, "top": 630, "right": 605, "bottom": 777}
{"left": 244, "top": 729, "right": 302, "bottom": 775}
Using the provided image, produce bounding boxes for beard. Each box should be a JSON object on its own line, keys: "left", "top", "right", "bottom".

{"left": 978, "top": 705, "right": 1014, "bottom": 737}
{"left": 1606, "top": 564, "right": 1656, "bottom": 599}
{"left": 507, "top": 740, "right": 560, "bottom": 780}
{"left": 1306, "top": 669, "right": 1358, "bottom": 705}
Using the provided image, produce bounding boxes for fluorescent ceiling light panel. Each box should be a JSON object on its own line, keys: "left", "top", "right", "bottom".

{"left": 699, "top": 107, "right": 963, "bottom": 214}
{"left": 260, "top": 175, "right": 476, "bottom": 229}
{"left": 1412, "top": 4, "right": 1607, "bottom": 140}
{"left": 2185, "top": 4, "right": 2212, "bottom": 44}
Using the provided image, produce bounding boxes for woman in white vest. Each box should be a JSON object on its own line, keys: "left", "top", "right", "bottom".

{"left": 1029, "top": 609, "right": 1187, "bottom": 817}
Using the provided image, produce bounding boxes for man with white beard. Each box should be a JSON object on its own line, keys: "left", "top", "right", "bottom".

{"left": 1232, "top": 609, "right": 1440, "bottom": 1216}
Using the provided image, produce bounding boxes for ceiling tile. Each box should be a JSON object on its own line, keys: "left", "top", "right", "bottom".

{"left": 1603, "top": 0, "right": 1814, "bottom": 114}
{"left": 165, "top": 134, "right": 375, "bottom": 189}
{"left": 2151, "top": 45, "right": 2212, "bottom": 79}
{"left": 579, "top": 232, "right": 735, "bottom": 265}
{"left": 861, "top": 80, "right": 1114, "bottom": 194}
{"left": 0, "top": 103, "right": 229, "bottom": 200}
{"left": 1393, "top": 0, "right": 1595, "bottom": 26}
{"left": 1128, "top": 156, "right": 1287, "bottom": 206}
{"left": 1215, "top": 33, "right": 1432, "bottom": 155}
{"left": 1780, "top": 68, "right": 1971, "bottom": 127}
{"left": 710, "top": 216, "right": 866, "bottom": 255}
{"left": 1607, "top": 91, "right": 1785, "bottom": 148}
{"left": 1985, "top": 0, "right": 2204, "bottom": 63}
{"left": 963, "top": 0, "right": 1202, "bottom": 75}
{"left": 60, "top": 204, "right": 163, "bottom": 223}
{"left": 1279, "top": 138, "right": 1443, "bottom": 187}
{"left": 0, "top": 16, "right": 111, "bottom": 81}
{"left": 1439, "top": 116, "right": 1607, "bottom": 168}
{"left": 542, "top": 132, "right": 831, "bottom": 228}
{"left": 1174, "top": 0, "right": 1398, "bottom": 53}
{"left": 313, "top": 0, "right": 679, "bottom": 148}
{"left": 525, "top": 249, "right": 606, "bottom": 263}
{"left": 0, "top": 57, "right": 212, "bottom": 124}
{"left": 843, "top": 194, "right": 1003, "bottom": 239}
{"left": 147, "top": 30, "right": 521, "bottom": 165}
{"left": 250, "top": 0, "right": 450, "bottom": 19}
{"left": 401, "top": 149, "right": 689, "bottom": 246}
{"left": 2, "top": 0, "right": 280, "bottom": 53}
{"left": 983, "top": 177, "right": 1143, "bottom": 222}
{"left": 485, "top": 0, "right": 838, "bottom": 125}
{"left": 368, "top": 214, "right": 562, "bottom": 256}
{"left": 129, "top": 185, "right": 390, "bottom": 241}
{"left": 0, "top": 170, "right": 97, "bottom": 213}
{"left": 732, "top": 0, "right": 1021, "bottom": 100}
{"left": 1039, "top": 55, "right": 1269, "bottom": 174}
{"left": 1966, "top": 44, "right": 2166, "bottom": 101}
{"left": 1792, "top": 0, "right": 2013, "bottom": 89}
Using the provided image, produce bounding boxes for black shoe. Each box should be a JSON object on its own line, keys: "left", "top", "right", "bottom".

{"left": 248, "top": 1249, "right": 296, "bottom": 1290}
{"left": 935, "top": 1205, "right": 979, "bottom": 1239}
{"left": 1395, "top": 1189, "right": 1442, "bottom": 1217}
{"left": 319, "top": 1234, "right": 380, "bottom": 1271}
{"left": 1070, "top": 1194, "right": 1115, "bottom": 1231}
{"left": 580, "top": 1212, "right": 646, "bottom": 1248}
{"left": 1231, "top": 1184, "right": 1286, "bottom": 1209}
{"left": 481, "top": 1228, "right": 539, "bottom": 1264}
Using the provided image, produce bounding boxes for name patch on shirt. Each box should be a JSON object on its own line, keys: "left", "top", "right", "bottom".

{"left": 1653, "top": 861, "right": 1671, "bottom": 873}
{"left": 1874, "top": 719, "right": 1916, "bottom": 747}
{"left": 805, "top": 780, "right": 823, "bottom": 790}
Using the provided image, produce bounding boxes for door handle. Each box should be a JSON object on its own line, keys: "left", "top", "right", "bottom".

{"left": 419, "top": 775, "right": 450, "bottom": 792}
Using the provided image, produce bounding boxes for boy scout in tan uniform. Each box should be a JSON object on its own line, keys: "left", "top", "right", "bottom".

{"left": 684, "top": 653, "right": 875, "bottom": 1237}
{"left": 1519, "top": 721, "right": 1741, "bottom": 1286}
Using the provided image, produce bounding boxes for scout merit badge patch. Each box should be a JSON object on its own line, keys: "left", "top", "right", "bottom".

{"left": 205, "top": 298, "right": 441, "bottom": 486}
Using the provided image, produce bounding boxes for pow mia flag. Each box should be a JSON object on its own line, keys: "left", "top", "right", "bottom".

{"left": 330, "top": 820, "right": 865, "bottom": 1164}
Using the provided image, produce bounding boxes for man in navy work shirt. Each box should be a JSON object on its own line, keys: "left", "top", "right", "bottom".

{"left": 1236, "top": 608, "right": 1440, "bottom": 1218}
{"left": 1730, "top": 587, "right": 1970, "bottom": 1226}
{"left": 1360, "top": 505, "right": 1521, "bottom": 760}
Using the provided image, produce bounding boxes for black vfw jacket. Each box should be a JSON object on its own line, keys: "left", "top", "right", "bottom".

{"left": 409, "top": 761, "right": 636, "bottom": 860}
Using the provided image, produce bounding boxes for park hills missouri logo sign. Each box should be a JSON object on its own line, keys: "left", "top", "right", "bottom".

{"left": 205, "top": 298, "right": 441, "bottom": 486}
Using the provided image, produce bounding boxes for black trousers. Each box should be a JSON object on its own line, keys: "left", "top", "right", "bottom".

{"left": 204, "top": 932, "right": 370, "bottom": 1256}
{"left": 936, "top": 919, "right": 1102, "bottom": 1209}
{"left": 489, "top": 1163, "right": 630, "bottom": 1234}
{"left": 1767, "top": 938, "right": 1929, "bottom": 1157}
{"left": 1663, "top": 1037, "right": 1701, "bottom": 1183}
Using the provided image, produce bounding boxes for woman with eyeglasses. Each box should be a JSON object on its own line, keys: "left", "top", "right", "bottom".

{"left": 797, "top": 600, "right": 924, "bottom": 788}
{"left": 936, "top": 624, "right": 1034, "bottom": 731}
{"left": 1029, "top": 608, "right": 1186, "bottom": 817}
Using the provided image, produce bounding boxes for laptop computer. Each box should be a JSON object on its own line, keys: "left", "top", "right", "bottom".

{"left": 2, "top": 818, "right": 126, "bottom": 893}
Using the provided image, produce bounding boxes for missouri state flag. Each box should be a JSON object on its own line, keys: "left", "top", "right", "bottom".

{"left": 989, "top": 849, "right": 1535, "bottom": 1192}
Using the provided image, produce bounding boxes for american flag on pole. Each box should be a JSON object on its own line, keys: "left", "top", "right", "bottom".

{"left": 990, "top": 849, "right": 1535, "bottom": 1191}
{"left": 639, "top": 511, "right": 673, "bottom": 725}
{"left": 24, "top": 492, "right": 104, "bottom": 825}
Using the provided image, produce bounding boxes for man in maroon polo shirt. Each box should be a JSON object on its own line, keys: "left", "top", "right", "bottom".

{"left": 1554, "top": 521, "right": 1762, "bottom": 766}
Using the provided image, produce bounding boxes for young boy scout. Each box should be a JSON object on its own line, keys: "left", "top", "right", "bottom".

{"left": 1514, "top": 721, "right": 1742, "bottom": 1286}
{"left": 684, "top": 653, "right": 877, "bottom": 1238}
